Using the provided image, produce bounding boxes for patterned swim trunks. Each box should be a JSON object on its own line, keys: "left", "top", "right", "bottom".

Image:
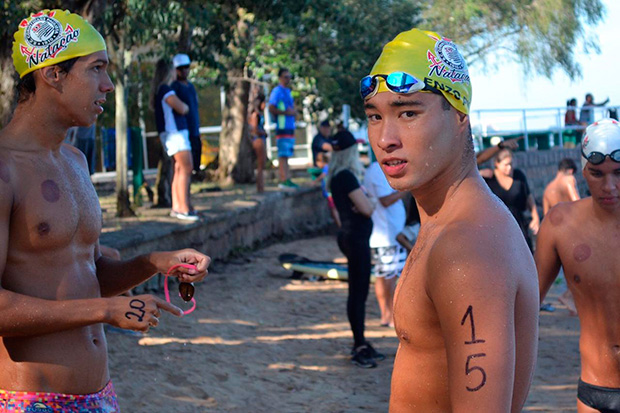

{"left": 0, "top": 381, "right": 120, "bottom": 412}
{"left": 371, "top": 245, "right": 408, "bottom": 280}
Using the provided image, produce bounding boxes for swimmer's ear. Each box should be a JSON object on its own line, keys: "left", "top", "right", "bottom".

{"left": 37, "top": 65, "right": 67, "bottom": 91}
{"left": 454, "top": 110, "right": 469, "bottom": 134}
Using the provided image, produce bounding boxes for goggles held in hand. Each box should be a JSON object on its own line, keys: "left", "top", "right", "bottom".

{"left": 582, "top": 149, "right": 620, "bottom": 165}
{"left": 360, "top": 71, "right": 425, "bottom": 100}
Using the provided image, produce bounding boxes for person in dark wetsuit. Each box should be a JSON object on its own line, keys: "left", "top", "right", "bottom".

{"left": 484, "top": 148, "right": 540, "bottom": 250}
{"left": 327, "top": 128, "right": 383, "bottom": 369}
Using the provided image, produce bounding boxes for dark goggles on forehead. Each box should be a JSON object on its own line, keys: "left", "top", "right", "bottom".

{"left": 360, "top": 71, "right": 427, "bottom": 100}
{"left": 581, "top": 149, "right": 620, "bottom": 165}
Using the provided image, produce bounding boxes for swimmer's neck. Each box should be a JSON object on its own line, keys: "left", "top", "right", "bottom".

{"left": 412, "top": 161, "right": 480, "bottom": 223}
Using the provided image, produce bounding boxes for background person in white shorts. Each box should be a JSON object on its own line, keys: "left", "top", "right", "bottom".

{"left": 151, "top": 59, "right": 198, "bottom": 221}
{"left": 363, "top": 160, "right": 408, "bottom": 327}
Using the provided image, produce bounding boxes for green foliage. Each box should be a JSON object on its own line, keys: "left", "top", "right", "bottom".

{"left": 185, "top": 0, "right": 423, "bottom": 120}
{"left": 423, "top": 0, "right": 605, "bottom": 79}
{"left": 0, "top": 1, "right": 35, "bottom": 43}
{"left": 3, "top": 0, "right": 607, "bottom": 126}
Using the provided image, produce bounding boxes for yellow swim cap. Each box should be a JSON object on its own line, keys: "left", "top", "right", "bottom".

{"left": 369, "top": 28, "right": 472, "bottom": 114}
{"left": 12, "top": 9, "right": 106, "bottom": 78}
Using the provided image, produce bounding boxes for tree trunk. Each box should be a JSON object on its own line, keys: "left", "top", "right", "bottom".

{"left": 217, "top": 70, "right": 254, "bottom": 184}
{"left": 0, "top": 52, "right": 17, "bottom": 128}
{"left": 114, "top": 48, "right": 134, "bottom": 217}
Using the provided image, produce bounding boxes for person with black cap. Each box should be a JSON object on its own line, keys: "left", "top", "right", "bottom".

{"left": 311, "top": 119, "right": 332, "bottom": 166}
{"left": 327, "top": 127, "right": 384, "bottom": 368}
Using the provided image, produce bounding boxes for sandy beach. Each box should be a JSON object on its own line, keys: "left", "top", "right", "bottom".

{"left": 107, "top": 235, "right": 581, "bottom": 412}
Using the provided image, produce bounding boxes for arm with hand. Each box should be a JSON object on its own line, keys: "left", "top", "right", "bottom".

{"left": 396, "top": 232, "right": 414, "bottom": 252}
{"left": 0, "top": 290, "right": 183, "bottom": 336}
{"left": 476, "top": 137, "right": 522, "bottom": 165}
{"left": 534, "top": 210, "right": 562, "bottom": 302}
{"left": 285, "top": 105, "right": 297, "bottom": 116}
{"left": 269, "top": 104, "right": 296, "bottom": 117}
{"left": 478, "top": 168, "right": 493, "bottom": 179}
{"left": 312, "top": 172, "right": 327, "bottom": 186}
{"left": 595, "top": 97, "right": 610, "bottom": 107}
{"left": 378, "top": 190, "right": 406, "bottom": 207}
{"left": 0, "top": 186, "right": 183, "bottom": 336}
{"left": 429, "top": 231, "right": 519, "bottom": 412}
{"left": 348, "top": 188, "right": 374, "bottom": 218}
{"left": 95, "top": 247, "right": 210, "bottom": 298}
{"left": 527, "top": 194, "right": 540, "bottom": 235}
{"left": 165, "top": 94, "right": 189, "bottom": 115}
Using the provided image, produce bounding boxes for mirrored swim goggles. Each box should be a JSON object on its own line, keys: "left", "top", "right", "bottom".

{"left": 360, "top": 71, "right": 437, "bottom": 100}
{"left": 581, "top": 149, "right": 620, "bottom": 165}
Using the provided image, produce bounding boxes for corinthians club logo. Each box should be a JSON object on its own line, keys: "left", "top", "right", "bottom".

{"left": 19, "top": 12, "right": 81, "bottom": 70}
{"left": 435, "top": 39, "right": 466, "bottom": 71}
{"left": 24, "top": 15, "right": 62, "bottom": 47}
{"left": 426, "top": 37, "right": 470, "bottom": 84}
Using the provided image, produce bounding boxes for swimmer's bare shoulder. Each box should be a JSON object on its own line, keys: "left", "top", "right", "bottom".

{"left": 60, "top": 141, "right": 93, "bottom": 182}
{"left": 536, "top": 199, "right": 589, "bottom": 295}
{"left": 536, "top": 201, "right": 585, "bottom": 278}
{"left": 424, "top": 219, "right": 538, "bottom": 411}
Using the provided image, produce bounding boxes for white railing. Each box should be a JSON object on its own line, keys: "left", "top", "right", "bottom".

{"left": 96, "top": 104, "right": 617, "bottom": 182}
{"left": 471, "top": 105, "right": 618, "bottom": 150}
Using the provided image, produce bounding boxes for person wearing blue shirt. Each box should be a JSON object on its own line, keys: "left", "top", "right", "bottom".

{"left": 171, "top": 53, "right": 202, "bottom": 181}
{"left": 269, "top": 68, "right": 298, "bottom": 189}
{"left": 152, "top": 58, "right": 198, "bottom": 221}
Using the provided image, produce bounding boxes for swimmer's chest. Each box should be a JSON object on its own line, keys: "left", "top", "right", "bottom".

{"left": 12, "top": 156, "right": 101, "bottom": 251}
{"left": 393, "top": 235, "right": 445, "bottom": 349}
{"left": 559, "top": 227, "right": 620, "bottom": 291}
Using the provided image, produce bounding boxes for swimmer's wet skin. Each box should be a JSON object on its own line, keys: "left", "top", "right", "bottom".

{"left": 0, "top": 9, "right": 210, "bottom": 407}
{"left": 536, "top": 118, "right": 620, "bottom": 411}
{"left": 363, "top": 28, "right": 539, "bottom": 411}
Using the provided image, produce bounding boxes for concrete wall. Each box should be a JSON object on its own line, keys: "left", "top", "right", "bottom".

{"left": 102, "top": 149, "right": 584, "bottom": 262}
{"left": 100, "top": 187, "right": 332, "bottom": 261}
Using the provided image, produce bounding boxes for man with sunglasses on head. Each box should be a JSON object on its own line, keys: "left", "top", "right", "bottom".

{"left": 0, "top": 10, "right": 210, "bottom": 411}
{"left": 362, "top": 28, "right": 539, "bottom": 411}
{"left": 536, "top": 118, "right": 620, "bottom": 413}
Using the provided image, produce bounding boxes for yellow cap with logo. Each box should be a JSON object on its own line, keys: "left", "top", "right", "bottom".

{"left": 12, "top": 9, "right": 106, "bottom": 78}
{"left": 369, "top": 28, "right": 472, "bottom": 114}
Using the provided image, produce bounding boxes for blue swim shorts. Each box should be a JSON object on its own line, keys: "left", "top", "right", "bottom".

{"left": 276, "top": 137, "right": 296, "bottom": 158}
